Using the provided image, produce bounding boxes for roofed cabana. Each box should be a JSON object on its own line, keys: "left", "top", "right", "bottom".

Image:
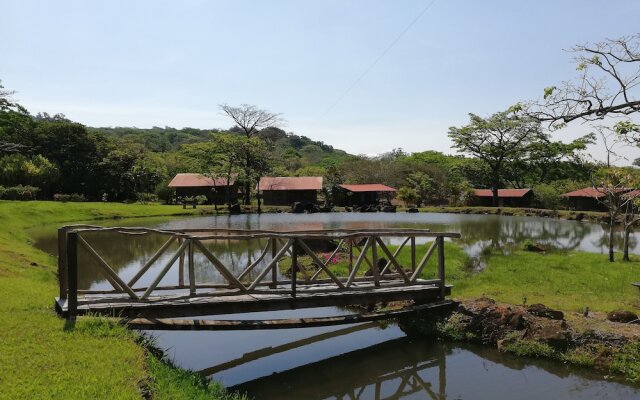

{"left": 470, "top": 188, "right": 533, "bottom": 207}
{"left": 561, "top": 187, "right": 633, "bottom": 211}
{"left": 338, "top": 184, "right": 397, "bottom": 207}
{"left": 168, "top": 173, "right": 238, "bottom": 204}
{"left": 258, "top": 176, "right": 323, "bottom": 206}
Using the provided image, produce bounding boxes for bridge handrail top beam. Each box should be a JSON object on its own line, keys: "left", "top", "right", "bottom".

{"left": 60, "top": 225, "right": 461, "bottom": 239}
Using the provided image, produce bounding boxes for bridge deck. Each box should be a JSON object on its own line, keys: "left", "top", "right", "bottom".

{"left": 56, "top": 281, "right": 451, "bottom": 318}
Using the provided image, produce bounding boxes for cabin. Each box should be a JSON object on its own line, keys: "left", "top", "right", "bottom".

{"left": 470, "top": 188, "right": 533, "bottom": 207}
{"left": 258, "top": 176, "right": 323, "bottom": 206}
{"left": 338, "top": 184, "right": 397, "bottom": 206}
{"left": 560, "top": 187, "right": 634, "bottom": 211}
{"left": 168, "top": 173, "right": 238, "bottom": 205}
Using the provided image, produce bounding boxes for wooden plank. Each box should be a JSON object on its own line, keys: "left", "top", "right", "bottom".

{"left": 237, "top": 240, "right": 271, "bottom": 280}
{"left": 371, "top": 235, "right": 380, "bottom": 287}
{"left": 291, "top": 241, "right": 298, "bottom": 298}
{"left": 65, "top": 285, "right": 452, "bottom": 318}
{"left": 178, "top": 238, "right": 185, "bottom": 287}
{"left": 270, "top": 238, "right": 277, "bottom": 289}
{"left": 310, "top": 239, "right": 344, "bottom": 281}
{"left": 346, "top": 237, "right": 371, "bottom": 287}
{"left": 126, "top": 300, "right": 457, "bottom": 330}
{"left": 66, "top": 231, "right": 78, "bottom": 317}
{"left": 296, "top": 239, "right": 345, "bottom": 289}
{"left": 437, "top": 236, "right": 446, "bottom": 299}
{"left": 188, "top": 239, "right": 196, "bottom": 296}
{"left": 247, "top": 239, "right": 293, "bottom": 291}
{"left": 78, "top": 235, "right": 140, "bottom": 300}
{"left": 411, "top": 237, "right": 416, "bottom": 272}
{"left": 375, "top": 237, "right": 410, "bottom": 283}
{"left": 141, "top": 239, "right": 190, "bottom": 299}
{"left": 410, "top": 240, "right": 438, "bottom": 282}
{"left": 193, "top": 240, "right": 247, "bottom": 291}
{"left": 57, "top": 227, "right": 68, "bottom": 300}
{"left": 379, "top": 237, "right": 410, "bottom": 275}
{"left": 128, "top": 236, "right": 177, "bottom": 287}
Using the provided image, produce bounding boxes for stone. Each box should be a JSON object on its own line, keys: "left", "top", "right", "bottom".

{"left": 606, "top": 310, "right": 639, "bottom": 323}
{"left": 527, "top": 304, "right": 564, "bottom": 320}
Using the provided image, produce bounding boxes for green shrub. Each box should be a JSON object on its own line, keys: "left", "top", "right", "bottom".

{"left": 136, "top": 192, "right": 158, "bottom": 205}
{"left": 53, "top": 193, "right": 86, "bottom": 202}
{"left": 195, "top": 195, "right": 208, "bottom": 205}
{"left": 155, "top": 184, "right": 175, "bottom": 204}
{"left": 0, "top": 185, "right": 40, "bottom": 200}
{"left": 533, "top": 183, "right": 561, "bottom": 209}
{"left": 501, "top": 338, "right": 556, "bottom": 358}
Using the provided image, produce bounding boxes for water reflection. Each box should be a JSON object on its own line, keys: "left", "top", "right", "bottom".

{"left": 31, "top": 213, "right": 639, "bottom": 290}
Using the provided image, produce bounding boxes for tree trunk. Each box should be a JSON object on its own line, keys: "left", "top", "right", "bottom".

{"left": 608, "top": 214, "right": 615, "bottom": 262}
{"left": 492, "top": 187, "right": 499, "bottom": 207}
{"left": 623, "top": 224, "right": 631, "bottom": 261}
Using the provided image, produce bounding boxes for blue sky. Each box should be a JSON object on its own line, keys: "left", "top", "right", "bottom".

{"left": 1, "top": 0, "right": 639, "bottom": 162}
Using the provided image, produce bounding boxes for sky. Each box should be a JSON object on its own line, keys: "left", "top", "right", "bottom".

{"left": 1, "top": 0, "right": 639, "bottom": 163}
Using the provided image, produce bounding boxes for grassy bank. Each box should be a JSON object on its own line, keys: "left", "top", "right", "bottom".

{"left": 0, "top": 201, "right": 245, "bottom": 399}
{"left": 396, "top": 205, "right": 607, "bottom": 222}
{"left": 282, "top": 239, "right": 639, "bottom": 313}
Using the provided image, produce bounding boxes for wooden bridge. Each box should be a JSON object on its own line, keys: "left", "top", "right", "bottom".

{"left": 55, "top": 225, "right": 460, "bottom": 325}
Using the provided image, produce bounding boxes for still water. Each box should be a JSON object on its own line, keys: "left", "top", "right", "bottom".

{"left": 32, "top": 213, "right": 640, "bottom": 399}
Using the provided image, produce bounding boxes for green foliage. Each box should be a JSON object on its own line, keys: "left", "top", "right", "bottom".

{"left": 435, "top": 313, "right": 473, "bottom": 341}
{"left": 398, "top": 186, "right": 419, "bottom": 207}
{"left": 53, "top": 193, "right": 87, "bottom": 202}
{"left": 0, "top": 184, "right": 39, "bottom": 200}
{"left": 136, "top": 192, "right": 158, "bottom": 205}
{"left": 532, "top": 183, "right": 561, "bottom": 209}
{"left": 610, "top": 342, "right": 640, "bottom": 383}
{"left": 501, "top": 338, "right": 557, "bottom": 358}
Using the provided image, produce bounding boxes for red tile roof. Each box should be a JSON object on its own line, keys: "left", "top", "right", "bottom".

{"left": 339, "top": 184, "right": 397, "bottom": 192}
{"left": 473, "top": 188, "right": 531, "bottom": 198}
{"left": 168, "top": 173, "right": 236, "bottom": 188}
{"left": 560, "top": 187, "right": 630, "bottom": 198}
{"left": 258, "top": 176, "right": 323, "bottom": 191}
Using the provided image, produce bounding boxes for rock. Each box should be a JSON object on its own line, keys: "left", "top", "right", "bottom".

{"left": 527, "top": 304, "right": 564, "bottom": 320}
{"left": 228, "top": 203, "right": 241, "bottom": 214}
{"left": 291, "top": 202, "right": 305, "bottom": 214}
{"left": 606, "top": 310, "right": 639, "bottom": 323}
{"left": 524, "top": 318, "right": 570, "bottom": 350}
{"left": 575, "top": 213, "right": 585, "bottom": 221}
{"left": 382, "top": 205, "right": 396, "bottom": 213}
{"left": 407, "top": 207, "right": 419, "bottom": 213}
{"left": 524, "top": 243, "right": 546, "bottom": 253}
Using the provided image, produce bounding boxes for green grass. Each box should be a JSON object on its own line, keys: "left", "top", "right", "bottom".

{"left": 453, "top": 250, "right": 640, "bottom": 312}
{"left": 0, "top": 201, "right": 245, "bottom": 399}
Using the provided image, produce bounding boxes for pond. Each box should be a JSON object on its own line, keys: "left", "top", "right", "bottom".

{"left": 32, "top": 212, "right": 640, "bottom": 398}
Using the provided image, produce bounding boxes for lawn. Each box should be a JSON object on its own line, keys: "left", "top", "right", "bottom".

{"left": 282, "top": 239, "right": 640, "bottom": 313}
{"left": 0, "top": 201, "right": 244, "bottom": 399}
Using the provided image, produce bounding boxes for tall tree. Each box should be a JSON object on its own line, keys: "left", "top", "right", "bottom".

{"left": 448, "top": 109, "right": 546, "bottom": 206}
{"left": 219, "top": 104, "right": 282, "bottom": 203}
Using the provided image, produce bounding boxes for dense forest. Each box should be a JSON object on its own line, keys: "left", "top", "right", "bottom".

{"left": 0, "top": 80, "right": 600, "bottom": 209}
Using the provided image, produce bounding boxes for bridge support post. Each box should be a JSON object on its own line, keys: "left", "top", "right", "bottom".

{"left": 270, "top": 238, "right": 277, "bottom": 289}
{"left": 66, "top": 231, "right": 78, "bottom": 318}
{"left": 437, "top": 236, "right": 445, "bottom": 300}
{"left": 291, "top": 240, "right": 298, "bottom": 298}
{"left": 57, "top": 227, "right": 68, "bottom": 301}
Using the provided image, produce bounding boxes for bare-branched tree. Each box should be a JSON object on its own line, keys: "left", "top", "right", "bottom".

{"left": 592, "top": 125, "right": 626, "bottom": 167}
{"left": 534, "top": 34, "right": 640, "bottom": 128}
{"left": 219, "top": 103, "right": 284, "bottom": 138}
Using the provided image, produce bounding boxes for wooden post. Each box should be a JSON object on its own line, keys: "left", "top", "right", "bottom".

{"left": 437, "top": 236, "right": 445, "bottom": 299}
{"left": 291, "top": 240, "right": 298, "bottom": 298}
{"left": 66, "top": 231, "right": 78, "bottom": 318}
{"left": 371, "top": 235, "right": 380, "bottom": 287}
{"left": 178, "top": 238, "right": 185, "bottom": 287}
{"left": 348, "top": 239, "right": 353, "bottom": 274}
{"left": 188, "top": 239, "right": 196, "bottom": 296}
{"left": 270, "top": 238, "right": 277, "bottom": 289}
{"left": 57, "top": 227, "right": 68, "bottom": 300}
{"left": 410, "top": 236, "right": 416, "bottom": 273}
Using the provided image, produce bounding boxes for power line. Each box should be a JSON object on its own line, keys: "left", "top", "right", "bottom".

{"left": 314, "top": 0, "right": 438, "bottom": 123}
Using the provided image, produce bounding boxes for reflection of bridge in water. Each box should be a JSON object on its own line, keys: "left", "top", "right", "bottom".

{"left": 228, "top": 331, "right": 446, "bottom": 400}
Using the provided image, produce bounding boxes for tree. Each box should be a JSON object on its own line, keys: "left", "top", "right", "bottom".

{"left": 536, "top": 34, "right": 640, "bottom": 128}
{"left": 219, "top": 104, "right": 283, "bottom": 203}
{"left": 448, "top": 109, "right": 547, "bottom": 206}
{"left": 592, "top": 125, "right": 625, "bottom": 167}
{"left": 591, "top": 168, "right": 639, "bottom": 262}
{"left": 397, "top": 187, "right": 419, "bottom": 207}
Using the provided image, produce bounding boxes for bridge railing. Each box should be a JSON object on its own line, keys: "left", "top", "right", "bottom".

{"left": 57, "top": 225, "right": 460, "bottom": 317}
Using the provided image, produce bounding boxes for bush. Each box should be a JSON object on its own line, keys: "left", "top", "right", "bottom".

{"left": 53, "top": 193, "right": 87, "bottom": 202}
{"left": 0, "top": 185, "right": 40, "bottom": 201}
{"left": 533, "top": 183, "right": 561, "bottom": 209}
{"left": 195, "top": 195, "right": 208, "bottom": 205}
{"left": 155, "top": 184, "right": 175, "bottom": 205}
{"left": 136, "top": 192, "right": 158, "bottom": 205}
